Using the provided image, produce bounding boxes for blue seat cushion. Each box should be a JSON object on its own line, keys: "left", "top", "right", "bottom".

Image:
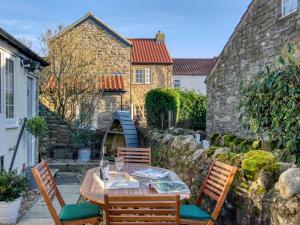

{"left": 180, "top": 204, "right": 211, "bottom": 221}
{"left": 59, "top": 201, "right": 102, "bottom": 221}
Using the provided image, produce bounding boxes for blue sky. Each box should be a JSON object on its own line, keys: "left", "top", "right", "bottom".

{"left": 0, "top": 0, "right": 251, "bottom": 58}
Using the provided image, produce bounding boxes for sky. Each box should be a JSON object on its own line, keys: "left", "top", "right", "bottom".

{"left": 0, "top": 0, "right": 252, "bottom": 58}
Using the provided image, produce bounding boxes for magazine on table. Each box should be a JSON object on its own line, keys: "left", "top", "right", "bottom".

{"left": 131, "top": 168, "right": 170, "bottom": 179}
{"left": 153, "top": 180, "right": 190, "bottom": 195}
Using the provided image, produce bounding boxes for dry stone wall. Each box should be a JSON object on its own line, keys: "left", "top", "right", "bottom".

{"left": 207, "top": 0, "right": 300, "bottom": 136}
{"left": 145, "top": 128, "right": 300, "bottom": 225}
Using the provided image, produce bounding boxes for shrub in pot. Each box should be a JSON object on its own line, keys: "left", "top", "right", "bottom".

{"left": 0, "top": 170, "right": 27, "bottom": 224}
{"left": 72, "top": 128, "right": 92, "bottom": 161}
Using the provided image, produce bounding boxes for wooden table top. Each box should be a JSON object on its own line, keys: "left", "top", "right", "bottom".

{"left": 80, "top": 164, "right": 190, "bottom": 206}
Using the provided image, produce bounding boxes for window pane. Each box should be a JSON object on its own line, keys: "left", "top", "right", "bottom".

{"left": 145, "top": 69, "right": 151, "bottom": 84}
{"left": 5, "top": 59, "right": 14, "bottom": 119}
{"left": 291, "top": 0, "right": 298, "bottom": 10}
{"left": 135, "top": 69, "right": 144, "bottom": 83}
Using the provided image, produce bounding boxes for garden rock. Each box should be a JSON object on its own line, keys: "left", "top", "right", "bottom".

{"left": 278, "top": 168, "right": 300, "bottom": 198}
{"left": 192, "top": 149, "right": 207, "bottom": 161}
{"left": 213, "top": 147, "right": 230, "bottom": 157}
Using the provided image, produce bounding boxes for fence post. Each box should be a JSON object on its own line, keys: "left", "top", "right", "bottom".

{"left": 168, "top": 110, "right": 173, "bottom": 129}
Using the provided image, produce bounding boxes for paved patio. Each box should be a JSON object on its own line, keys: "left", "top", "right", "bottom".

{"left": 17, "top": 184, "right": 80, "bottom": 225}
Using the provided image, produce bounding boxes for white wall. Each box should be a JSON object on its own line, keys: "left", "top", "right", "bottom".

{"left": 173, "top": 75, "right": 207, "bottom": 95}
{"left": 0, "top": 41, "right": 37, "bottom": 172}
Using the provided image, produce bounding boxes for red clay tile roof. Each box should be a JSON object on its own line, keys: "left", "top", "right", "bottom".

{"left": 99, "top": 75, "right": 125, "bottom": 92}
{"left": 173, "top": 58, "right": 218, "bottom": 76}
{"left": 129, "top": 38, "right": 173, "bottom": 64}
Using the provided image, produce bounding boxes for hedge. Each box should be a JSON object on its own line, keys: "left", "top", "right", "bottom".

{"left": 145, "top": 88, "right": 180, "bottom": 129}
{"left": 145, "top": 88, "right": 206, "bottom": 130}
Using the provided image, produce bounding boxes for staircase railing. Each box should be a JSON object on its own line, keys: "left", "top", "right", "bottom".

{"left": 9, "top": 117, "right": 27, "bottom": 172}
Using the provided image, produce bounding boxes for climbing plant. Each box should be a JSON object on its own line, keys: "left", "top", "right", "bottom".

{"left": 239, "top": 44, "right": 300, "bottom": 162}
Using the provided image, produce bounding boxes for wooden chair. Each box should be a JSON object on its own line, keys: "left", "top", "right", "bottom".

{"left": 32, "top": 161, "right": 102, "bottom": 225}
{"left": 180, "top": 161, "right": 237, "bottom": 225}
{"left": 117, "top": 147, "right": 151, "bottom": 165}
{"left": 104, "top": 194, "right": 180, "bottom": 225}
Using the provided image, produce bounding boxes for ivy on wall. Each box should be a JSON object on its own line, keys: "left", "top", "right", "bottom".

{"left": 239, "top": 44, "right": 300, "bottom": 161}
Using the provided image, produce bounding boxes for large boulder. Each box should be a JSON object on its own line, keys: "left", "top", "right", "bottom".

{"left": 278, "top": 168, "right": 300, "bottom": 198}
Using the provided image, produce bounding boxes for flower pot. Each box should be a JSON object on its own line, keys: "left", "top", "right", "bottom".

{"left": 78, "top": 148, "right": 91, "bottom": 162}
{"left": 0, "top": 197, "right": 22, "bottom": 224}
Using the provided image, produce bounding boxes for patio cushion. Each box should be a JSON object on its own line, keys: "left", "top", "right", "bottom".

{"left": 180, "top": 204, "right": 211, "bottom": 220}
{"left": 59, "top": 201, "right": 102, "bottom": 221}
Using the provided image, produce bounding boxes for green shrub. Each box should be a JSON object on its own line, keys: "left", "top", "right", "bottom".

{"left": 222, "top": 134, "right": 236, "bottom": 147}
{"left": 175, "top": 90, "right": 206, "bottom": 130}
{"left": 241, "top": 150, "right": 278, "bottom": 180}
{"left": 0, "top": 170, "right": 27, "bottom": 202}
{"left": 145, "top": 88, "right": 206, "bottom": 130}
{"left": 239, "top": 44, "right": 300, "bottom": 162}
{"left": 145, "top": 88, "right": 180, "bottom": 129}
{"left": 26, "top": 116, "right": 48, "bottom": 138}
{"left": 71, "top": 128, "right": 93, "bottom": 149}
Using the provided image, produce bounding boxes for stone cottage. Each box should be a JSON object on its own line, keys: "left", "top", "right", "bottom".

{"left": 207, "top": 0, "right": 300, "bottom": 136}
{"left": 49, "top": 12, "right": 173, "bottom": 125}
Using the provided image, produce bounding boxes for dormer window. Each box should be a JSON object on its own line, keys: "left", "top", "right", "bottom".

{"left": 282, "top": 0, "right": 298, "bottom": 17}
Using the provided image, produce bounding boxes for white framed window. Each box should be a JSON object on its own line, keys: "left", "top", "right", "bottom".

{"left": 134, "top": 68, "right": 152, "bottom": 84}
{"left": 173, "top": 79, "right": 181, "bottom": 88}
{"left": 5, "top": 57, "right": 16, "bottom": 126}
{"left": 144, "top": 68, "right": 151, "bottom": 84}
{"left": 282, "top": 0, "right": 298, "bottom": 17}
{"left": 135, "top": 69, "right": 144, "bottom": 83}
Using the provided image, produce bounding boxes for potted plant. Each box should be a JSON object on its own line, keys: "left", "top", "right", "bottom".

{"left": 0, "top": 170, "right": 27, "bottom": 224}
{"left": 72, "top": 128, "right": 92, "bottom": 161}
{"left": 25, "top": 116, "right": 48, "bottom": 188}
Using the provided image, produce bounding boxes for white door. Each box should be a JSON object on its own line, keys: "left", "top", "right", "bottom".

{"left": 27, "top": 77, "right": 35, "bottom": 166}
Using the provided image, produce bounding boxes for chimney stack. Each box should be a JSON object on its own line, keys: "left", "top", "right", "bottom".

{"left": 156, "top": 31, "right": 165, "bottom": 43}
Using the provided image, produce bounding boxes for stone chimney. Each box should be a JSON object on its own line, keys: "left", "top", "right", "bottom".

{"left": 156, "top": 31, "right": 165, "bottom": 43}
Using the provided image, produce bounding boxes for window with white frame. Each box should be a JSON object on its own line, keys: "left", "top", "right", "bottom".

{"left": 134, "top": 68, "right": 152, "bottom": 84}
{"left": 144, "top": 68, "right": 151, "bottom": 84}
{"left": 5, "top": 59, "right": 14, "bottom": 120}
{"left": 173, "top": 79, "right": 181, "bottom": 88}
{"left": 135, "top": 69, "right": 144, "bottom": 83}
{"left": 282, "top": 0, "right": 298, "bottom": 17}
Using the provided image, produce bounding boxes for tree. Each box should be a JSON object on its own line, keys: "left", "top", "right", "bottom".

{"left": 40, "top": 25, "right": 102, "bottom": 126}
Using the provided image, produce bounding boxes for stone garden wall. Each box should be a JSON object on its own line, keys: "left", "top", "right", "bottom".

{"left": 206, "top": 0, "right": 300, "bottom": 136}
{"left": 144, "top": 128, "right": 300, "bottom": 225}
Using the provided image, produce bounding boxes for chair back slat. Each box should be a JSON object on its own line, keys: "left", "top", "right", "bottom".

{"left": 198, "top": 161, "right": 237, "bottom": 221}
{"left": 105, "top": 195, "right": 180, "bottom": 225}
{"left": 32, "top": 161, "right": 65, "bottom": 225}
{"left": 117, "top": 147, "right": 151, "bottom": 165}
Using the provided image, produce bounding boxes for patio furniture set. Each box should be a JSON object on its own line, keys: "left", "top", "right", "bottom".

{"left": 32, "top": 147, "right": 237, "bottom": 225}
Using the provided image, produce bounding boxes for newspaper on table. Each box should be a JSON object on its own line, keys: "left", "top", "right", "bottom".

{"left": 94, "top": 171, "right": 139, "bottom": 189}
{"left": 131, "top": 168, "right": 170, "bottom": 180}
{"left": 153, "top": 180, "right": 190, "bottom": 195}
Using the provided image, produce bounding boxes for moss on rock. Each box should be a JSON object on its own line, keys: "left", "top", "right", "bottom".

{"left": 207, "top": 146, "right": 218, "bottom": 157}
{"left": 241, "top": 150, "right": 278, "bottom": 180}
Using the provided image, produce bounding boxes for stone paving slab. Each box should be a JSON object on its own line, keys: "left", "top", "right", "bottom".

{"left": 17, "top": 185, "right": 80, "bottom": 225}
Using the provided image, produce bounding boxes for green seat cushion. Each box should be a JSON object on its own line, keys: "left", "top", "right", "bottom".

{"left": 180, "top": 204, "right": 211, "bottom": 221}
{"left": 59, "top": 201, "right": 102, "bottom": 221}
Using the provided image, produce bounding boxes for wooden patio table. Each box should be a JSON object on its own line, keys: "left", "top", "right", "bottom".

{"left": 80, "top": 164, "right": 190, "bottom": 207}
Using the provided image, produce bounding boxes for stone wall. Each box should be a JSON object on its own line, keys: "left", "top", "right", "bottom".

{"left": 131, "top": 64, "right": 173, "bottom": 119}
{"left": 206, "top": 0, "right": 300, "bottom": 136}
{"left": 145, "top": 128, "right": 300, "bottom": 225}
{"left": 72, "top": 19, "right": 132, "bottom": 106}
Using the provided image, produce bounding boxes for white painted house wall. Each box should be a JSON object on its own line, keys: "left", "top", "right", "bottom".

{"left": 0, "top": 40, "right": 38, "bottom": 172}
{"left": 173, "top": 75, "right": 207, "bottom": 95}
